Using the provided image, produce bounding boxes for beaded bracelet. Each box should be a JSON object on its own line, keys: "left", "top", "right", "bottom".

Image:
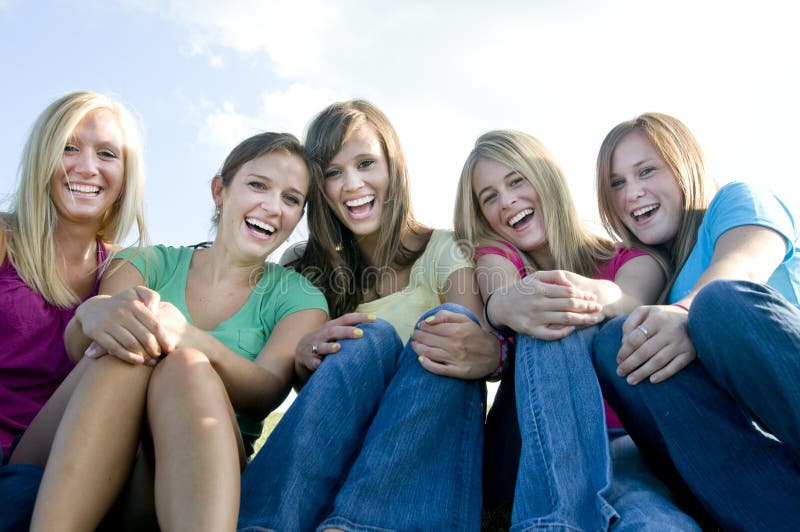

{"left": 487, "top": 329, "right": 512, "bottom": 382}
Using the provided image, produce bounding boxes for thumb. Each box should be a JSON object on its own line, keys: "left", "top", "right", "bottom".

{"left": 134, "top": 286, "right": 161, "bottom": 314}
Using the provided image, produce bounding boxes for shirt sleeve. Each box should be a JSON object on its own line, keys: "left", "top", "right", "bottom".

{"left": 475, "top": 240, "right": 527, "bottom": 277}
{"left": 112, "top": 244, "right": 172, "bottom": 289}
{"left": 430, "top": 231, "right": 473, "bottom": 294}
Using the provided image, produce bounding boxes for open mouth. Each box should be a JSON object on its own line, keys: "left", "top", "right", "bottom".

{"left": 245, "top": 217, "right": 276, "bottom": 237}
{"left": 507, "top": 208, "right": 534, "bottom": 229}
{"left": 345, "top": 195, "right": 375, "bottom": 217}
{"left": 631, "top": 204, "right": 659, "bottom": 222}
{"left": 66, "top": 183, "right": 101, "bottom": 197}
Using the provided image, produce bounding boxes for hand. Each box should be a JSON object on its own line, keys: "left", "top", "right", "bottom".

{"left": 411, "top": 310, "right": 499, "bottom": 379}
{"left": 295, "top": 313, "right": 376, "bottom": 373}
{"left": 79, "top": 286, "right": 173, "bottom": 365}
{"left": 488, "top": 270, "right": 604, "bottom": 339}
{"left": 153, "top": 301, "right": 192, "bottom": 352}
{"left": 616, "top": 305, "right": 695, "bottom": 384}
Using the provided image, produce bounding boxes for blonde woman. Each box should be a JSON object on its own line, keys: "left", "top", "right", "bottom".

{"left": 0, "top": 90, "right": 146, "bottom": 530}
{"left": 593, "top": 113, "right": 800, "bottom": 530}
{"left": 455, "top": 130, "right": 698, "bottom": 530}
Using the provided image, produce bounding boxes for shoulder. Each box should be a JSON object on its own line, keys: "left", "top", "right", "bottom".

{"left": 705, "top": 181, "right": 797, "bottom": 241}
{"left": 259, "top": 261, "right": 328, "bottom": 311}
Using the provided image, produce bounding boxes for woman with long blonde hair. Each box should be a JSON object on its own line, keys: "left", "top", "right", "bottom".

{"left": 455, "top": 130, "right": 697, "bottom": 530}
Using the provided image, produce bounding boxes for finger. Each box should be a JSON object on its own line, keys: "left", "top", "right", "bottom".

{"left": 623, "top": 345, "right": 676, "bottom": 385}
{"left": 129, "top": 301, "right": 174, "bottom": 353}
{"left": 531, "top": 325, "right": 577, "bottom": 341}
{"left": 86, "top": 334, "right": 146, "bottom": 365}
{"left": 616, "top": 337, "right": 659, "bottom": 377}
{"left": 416, "top": 355, "right": 464, "bottom": 379}
{"left": 133, "top": 285, "right": 161, "bottom": 314}
{"left": 530, "top": 269, "right": 573, "bottom": 287}
{"left": 621, "top": 308, "right": 649, "bottom": 336}
{"left": 330, "top": 313, "right": 377, "bottom": 327}
{"left": 649, "top": 352, "right": 696, "bottom": 383}
{"left": 311, "top": 341, "right": 342, "bottom": 357}
{"left": 419, "top": 310, "right": 470, "bottom": 327}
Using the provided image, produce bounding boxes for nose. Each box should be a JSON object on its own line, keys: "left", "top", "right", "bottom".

{"left": 626, "top": 179, "right": 646, "bottom": 201}
{"left": 260, "top": 191, "right": 281, "bottom": 216}
{"left": 74, "top": 150, "right": 99, "bottom": 177}
{"left": 499, "top": 190, "right": 517, "bottom": 209}
{"left": 342, "top": 168, "right": 364, "bottom": 192}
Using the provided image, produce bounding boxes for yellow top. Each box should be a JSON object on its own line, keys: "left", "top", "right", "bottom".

{"left": 356, "top": 229, "right": 472, "bottom": 342}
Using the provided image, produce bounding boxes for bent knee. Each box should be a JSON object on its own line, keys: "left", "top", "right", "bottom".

{"left": 593, "top": 316, "right": 626, "bottom": 377}
{"left": 417, "top": 302, "right": 478, "bottom": 325}
{"left": 148, "top": 347, "right": 215, "bottom": 400}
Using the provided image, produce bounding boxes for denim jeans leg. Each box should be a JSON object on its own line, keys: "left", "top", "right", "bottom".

{"left": 511, "top": 326, "right": 617, "bottom": 532}
{"left": 319, "top": 303, "right": 484, "bottom": 532}
{"left": 689, "top": 279, "right": 800, "bottom": 457}
{"left": 593, "top": 315, "right": 800, "bottom": 531}
{"left": 0, "top": 464, "right": 43, "bottom": 532}
{"left": 237, "top": 318, "right": 404, "bottom": 532}
{"left": 606, "top": 433, "right": 700, "bottom": 531}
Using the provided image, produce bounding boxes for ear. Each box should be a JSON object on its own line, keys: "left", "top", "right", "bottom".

{"left": 211, "top": 175, "right": 224, "bottom": 207}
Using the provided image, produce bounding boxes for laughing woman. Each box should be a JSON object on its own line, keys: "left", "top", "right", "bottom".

{"left": 15, "top": 132, "right": 328, "bottom": 532}
{"left": 237, "top": 100, "right": 500, "bottom": 532}
{"left": 592, "top": 112, "right": 800, "bottom": 530}
{"left": 455, "top": 130, "right": 698, "bottom": 531}
{"left": 0, "top": 91, "right": 146, "bottom": 531}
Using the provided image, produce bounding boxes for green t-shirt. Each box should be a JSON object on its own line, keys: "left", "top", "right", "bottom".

{"left": 117, "top": 245, "right": 328, "bottom": 456}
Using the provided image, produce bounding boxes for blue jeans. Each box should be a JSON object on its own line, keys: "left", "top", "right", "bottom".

{"left": 512, "top": 328, "right": 698, "bottom": 531}
{"left": 237, "top": 303, "right": 484, "bottom": 532}
{"left": 0, "top": 464, "right": 43, "bottom": 531}
{"left": 593, "top": 280, "right": 800, "bottom": 531}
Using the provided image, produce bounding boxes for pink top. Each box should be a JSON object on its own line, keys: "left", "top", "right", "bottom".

{"left": 0, "top": 241, "right": 107, "bottom": 456}
{"left": 476, "top": 240, "right": 647, "bottom": 430}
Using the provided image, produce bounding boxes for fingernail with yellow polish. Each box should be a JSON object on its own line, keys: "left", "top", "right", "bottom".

{"left": 368, "top": 314, "right": 377, "bottom": 321}
{"left": 332, "top": 343, "right": 340, "bottom": 351}
{"left": 418, "top": 356, "right": 424, "bottom": 363}
{"left": 353, "top": 328, "right": 363, "bottom": 338}
{"left": 424, "top": 316, "right": 435, "bottom": 323}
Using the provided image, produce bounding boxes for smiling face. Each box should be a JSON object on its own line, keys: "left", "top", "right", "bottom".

{"left": 472, "top": 157, "right": 548, "bottom": 256}
{"left": 50, "top": 108, "right": 125, "bottom": 228}
{"left": 608, "top": 131, "right": 684, "bottom": 247}
{"left": 214, "top": 151, "right": 309, "bottom": 260}
{"left": 322, "top": 125, "right": 390, "bottom": 240}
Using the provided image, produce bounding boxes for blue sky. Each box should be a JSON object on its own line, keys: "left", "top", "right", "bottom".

{"left": 2, "top": 0, "right": 799, "bottom": 253}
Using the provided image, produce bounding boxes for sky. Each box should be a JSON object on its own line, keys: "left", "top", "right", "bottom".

{"left": 2, "top": 1, "right": 798, "bottom": 406}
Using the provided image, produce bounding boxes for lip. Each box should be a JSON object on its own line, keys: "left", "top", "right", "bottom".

{"left": 343, "top": 194, "right": 376, "bottom": 221}
{"left": 64, "top": 180, "right": 103, "bottom": 197}
{"left": 244, "top": 216, "right": 278, "bottom": 241}
{"left": 505, "top": 207, "right": 534, "bottom": 232}
{"left": 628, "top": 202, "right": 660, "bottom": 227}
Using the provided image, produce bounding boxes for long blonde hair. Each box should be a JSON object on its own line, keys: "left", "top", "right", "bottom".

{"left": 455, "top": 129, "right": 614, "bottom": 277}
{"left": 596, "top": 112, "right": 717, "bottom": 300}
{"left": 4, "top": 91, "right": 147, "bottom": 307}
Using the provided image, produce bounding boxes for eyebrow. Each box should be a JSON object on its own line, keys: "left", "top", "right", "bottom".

{"left": 476, "top": 169, "right": 519, "bottom": 198}
{"left": 248, "top": 173, "right": 307, "bottom": 198}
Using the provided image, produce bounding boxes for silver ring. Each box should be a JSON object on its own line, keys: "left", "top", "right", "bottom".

{"left": 637, "top": 325, "right": 650, "bottom": 338}
{"left": 311, "top": 343, "right": 319, "bottom": 355}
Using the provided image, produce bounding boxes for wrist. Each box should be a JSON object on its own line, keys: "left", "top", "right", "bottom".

{"left": 484, "top": 292, "right": 511, "bottom": 334}
{"left": 671, "top": 302, "right": 689, "bottom": 313}
{"left": 487, "top": 329, "right": 513, "bottom": 381}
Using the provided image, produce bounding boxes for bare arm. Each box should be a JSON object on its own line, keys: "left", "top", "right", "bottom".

{"left": 619, "top": 225, "right": 786, "bottom": 384}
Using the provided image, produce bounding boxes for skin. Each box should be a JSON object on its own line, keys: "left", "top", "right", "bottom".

{"left": 608, "top": 132, "right": 786, "bottom": 384}
{"left": 26, "top": 152, "right": 328, "bottom": 532}
{"left": 295, "top": 124, "right": 499, "bottom": 386}
{"left": 472, "top": 156, "right": 665, "bottom": 339}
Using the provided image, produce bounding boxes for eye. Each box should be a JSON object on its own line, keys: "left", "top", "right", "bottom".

{"left": 481, "top": 192, "right": 498, "bottom": 205}
{"left": 610, "top": 177, "right": 625, "bottom": 189}
{"left": 358, "top": 159, "right": 375, "bottom": 170}
{"left": 98, "top": 149, "right": 119, "bottom": 160}
{"left": 324, "top": 168, "right": 341, "bottom": 179}
{"left": 283, "top": 194, "right": 301, "bottom": 206}
{"left": 64, "top": 144, "right": 79, "bottom": 154}
{"left": 248, "top": 180, "right": 267, "bottom": 190}
{"left": 509, "top": 176, "right": 524, "bottom": 187}
{"left": 639, "top": 166, "right": 655, "bottom": 178}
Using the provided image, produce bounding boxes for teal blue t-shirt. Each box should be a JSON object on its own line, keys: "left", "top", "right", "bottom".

{"left": 670, "top": 181, "right": 800, "bottom": 307}
{"left": 117, "top": 245, "right": 328, "bottom": 456}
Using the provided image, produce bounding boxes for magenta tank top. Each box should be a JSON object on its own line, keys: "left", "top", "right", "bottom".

{"left": 0, "top": 240, "right": 107, "bottom": 456}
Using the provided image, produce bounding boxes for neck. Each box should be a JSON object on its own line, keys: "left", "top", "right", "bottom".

{"left": 528, "top": 246, "right": 556, "bottom": 271}
{"left": 202, "top": 239, "right": 266, "bottom": 286}
{"left": 54, "top": 220, "right": 100, "bottom": 263}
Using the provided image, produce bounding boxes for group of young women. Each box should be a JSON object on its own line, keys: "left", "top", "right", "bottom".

{"left": 0, "top": 91, "right": 797, "bottom": 531}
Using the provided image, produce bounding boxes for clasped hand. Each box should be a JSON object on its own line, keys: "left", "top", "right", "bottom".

{"left": 616, "top": 304, "right": 695, "bottom": 384}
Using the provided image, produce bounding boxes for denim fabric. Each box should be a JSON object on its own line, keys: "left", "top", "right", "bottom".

{"left": 0, "top": 464, "right": 43, "bottom": 532}
{"left": 237, "top": 303, "right": 484, "bottom": 532}
{"left": 593, "top": 280, "right": 800, "bottom": 531}
{"left": 511, "top": 327, "right": 617, "bottom": 531}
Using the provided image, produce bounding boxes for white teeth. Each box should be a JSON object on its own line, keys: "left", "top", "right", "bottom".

{"left": 508, "top": 208, "right": 534, "bottom": 226}
{"left": 632, "top": 205, "right": 658, "bottom": 217}
{"left": 345, "top": 195, "right": 374, "bottom": 208}
{"left": 68, "top": 184, "right": 100, "bottom": 193}
{"left": 246, "top": 218, "right": 275, "bottom": 233}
